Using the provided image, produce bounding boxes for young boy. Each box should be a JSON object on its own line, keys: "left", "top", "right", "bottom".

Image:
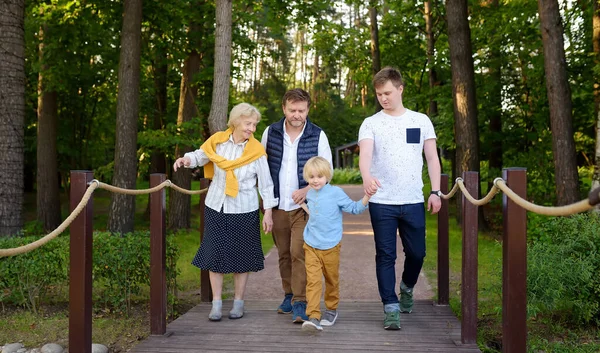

{"left": 300, "top": 156, "right": 375, "bottom": 332}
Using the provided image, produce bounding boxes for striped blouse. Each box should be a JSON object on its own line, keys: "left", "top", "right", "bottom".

{"left": 184, "top": 135, "right": 278, "bottom": 214}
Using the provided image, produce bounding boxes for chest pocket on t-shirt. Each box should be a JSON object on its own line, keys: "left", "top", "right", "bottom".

{"left": 406, "top": 128, "right": 421, "bottom": 144}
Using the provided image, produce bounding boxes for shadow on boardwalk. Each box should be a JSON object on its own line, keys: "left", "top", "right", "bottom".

{"left": 130, "top": 185, "right": 480, "bottom": 353}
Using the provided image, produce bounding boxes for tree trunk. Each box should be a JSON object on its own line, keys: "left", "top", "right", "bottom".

{"left": 144, "top": 41, "right": 168, "bottom": 219}
{"left": 487, "top": 0, "right": 503, "bottom": 192}
{"left": 107, "top": 0, "right": 143, "bottom": 234}
{"left": 312, "top": 53, "right": 319, "bottom": 105}
{"left": 369, "top": 1, "right": 382, "bottom": 112}
{"left": 207, "top": 0, "right": 232, "bottom": 135}
{"left": 37, "top": 24, "right": 61, "bottom": 232}
{"left": 169, "top": 32, "right": 201, "bottom": 231}
{"left": 446, "top": 0, "right": 480, "bottom": 222}
{"left": 424, "top": 0, "right": 439, "bottom": 118}
{"left": 0, "top": 0, "right": 26, "bottom": 236}
{"left": 592, "top": 0, "right": 600, "bottom": 197}
{"left": 538, "top": 0, "right": 579, "bottom": 205}
{"left": 150, "top": 49, "right": 167, "bottom": 176}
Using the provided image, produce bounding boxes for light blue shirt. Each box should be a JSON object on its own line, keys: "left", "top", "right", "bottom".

{"left": 303, "top": 184, "right": 368, "bottom": 250}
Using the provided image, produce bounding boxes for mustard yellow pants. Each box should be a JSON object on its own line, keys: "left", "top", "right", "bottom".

{"left": 304, "top": 242, "right": 341, "bottom": 320}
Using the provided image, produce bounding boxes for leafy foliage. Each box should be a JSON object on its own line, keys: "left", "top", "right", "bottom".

{"left": 0, "top": 236, "right": 69, "bottom": 314}
{"left": 331, "top": 168, "right": 362, "bottom": 185}
{"left": 527, "top": 213, "right": 600, "bottom": 325}
{"left": 0, "top": 232, "right": 179, "bottom": 317}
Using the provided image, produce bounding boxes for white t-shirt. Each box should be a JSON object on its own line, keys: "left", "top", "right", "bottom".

{"left": 358, "top": 109, "right": 436, "bottom": 205}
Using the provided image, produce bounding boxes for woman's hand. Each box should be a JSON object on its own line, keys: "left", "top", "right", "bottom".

{"left": 173, "top": 156, "right": 191, "bottom": 171}
{"left": 262, "top": 208, "right": 273, "bottom": 233}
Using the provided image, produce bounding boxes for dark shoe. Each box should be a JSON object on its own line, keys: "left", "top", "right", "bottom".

{"left": 383, "top": 310, "right": 401, "bottom": 330}
{"left": 292, "top": 301, "right": 308, "bottom": 323}
{"left": 399, "top": 282, "right": 414, "bottom": 313}
{"left": 277, "top": 293, "right": 293, "bottom": 314}
{"left": 320, "top": 309, "right": 338, "bottom": 326}
{"left": 302, "top": 318, "right": 323, "bottom": 332}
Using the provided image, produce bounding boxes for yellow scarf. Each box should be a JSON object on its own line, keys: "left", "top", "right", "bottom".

{"left": 200, "top": 128, "right": 266, "bottom": 197}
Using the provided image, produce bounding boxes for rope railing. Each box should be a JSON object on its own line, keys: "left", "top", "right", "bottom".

{"left": 436, "top": 177, "right": 600, "bottom": 216}
{"left": 3, "top": 174, "right": 599, "bottom": 258}
{"left": 454, "top": 178, "right": 501, "bottom": 206}
{"left": 0, "top": 180, "right": 208, "bottom": 258}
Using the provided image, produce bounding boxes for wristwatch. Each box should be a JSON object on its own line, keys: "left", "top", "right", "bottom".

{"left": 430, "top": 190, "right": 442, "bottom": 197}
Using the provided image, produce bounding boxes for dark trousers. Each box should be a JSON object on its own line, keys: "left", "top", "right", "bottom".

{"left": 369, "top": 202, "right": 426, "bottom": 305}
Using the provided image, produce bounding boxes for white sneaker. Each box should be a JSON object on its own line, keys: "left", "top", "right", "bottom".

{"left": 302, "top": 318, "right": 323, "bottom": 332}
{"left": 320, "top": 309, "right": 338, "bottom": 326}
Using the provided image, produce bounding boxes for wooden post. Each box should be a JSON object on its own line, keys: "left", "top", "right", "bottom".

{"left": 437, "top": 174, "right": 449, "bottom": 305}
{"left": 150, "top": 174, "right": 167, "bottom": 335}
{"left": 69, "top": 171, "right": 93, "bottom": 353}
{"left": 502, "top": 168, "right": 527, "bottom": 353}
{"left": 199, "top": 178, "right": 212, "bottom": 302}
{"left": 461, "top": 171, "right": 478, "bottom": 345}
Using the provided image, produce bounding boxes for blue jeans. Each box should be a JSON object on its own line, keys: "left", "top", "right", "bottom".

{"left": 369, "top": 202, "right": 426, "bottom": 305}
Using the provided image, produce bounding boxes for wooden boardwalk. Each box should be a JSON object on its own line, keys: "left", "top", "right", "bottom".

{"left": 130, "top": 186, "right": 480, "bottom": 352}
{"left": 130, "top": 300, "right": 480, "bottom": 353}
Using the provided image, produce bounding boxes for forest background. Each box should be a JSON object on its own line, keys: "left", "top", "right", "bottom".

{"left": 1, "top": 0, "right": 599, "bottom": 235}
{"left": 1, "top": 0, "right": 600, "bottom": 351}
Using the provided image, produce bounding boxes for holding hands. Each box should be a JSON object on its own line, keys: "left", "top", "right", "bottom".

{"left": 363, "top": 176, "right": 380, "bottom": 197}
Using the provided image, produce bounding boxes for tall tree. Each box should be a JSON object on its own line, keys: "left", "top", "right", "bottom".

{"left": 538, "top": 0, "right": 579, "bottom": 205}
{"left": 207, "top": 0, "right": 231, "bottom": 134}
{"left": 369, "top": 0, "right": 382, "bottom": 112}
{"left": 169, "top": 23, "right": 202, "bottom": 230}
{"left": 424, "top": 0, "right": 439, "bottom": 118}
{"left": 592, "top": 0, "right": 600, "bottom": 195}
{"left": 36, "top": 23, "right": 61, "bottom": 232}
{"left": 483, "top": 0, "right": 503, "bottom": 191}
{"left": 446, "top": 0, "right": 480, "bottom": 177}
{"left": 446, "top": 0, "right": 480, "bottom": 221}
{"left": 107, "top": 0, "right": 143, "bottom": 233}
{"left": 0, "top": 0, "right": 26, "bottom": 236}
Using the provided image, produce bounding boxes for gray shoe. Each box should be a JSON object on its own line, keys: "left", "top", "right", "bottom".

{"left": 228, "top": 299, "right": 244, "bottom": 319}
{"left": 320, "top": 310, "right": 338, "bottom": 326}
{"left": 302, "top": 318, "right": 323, "bottom": 332}
{"left": 208, "top": 301, "right": 222, "bottom": 321}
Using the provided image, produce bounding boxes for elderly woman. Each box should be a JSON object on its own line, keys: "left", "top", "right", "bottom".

{"left": 173, "top": 103, "right": 278, "bottom": 321}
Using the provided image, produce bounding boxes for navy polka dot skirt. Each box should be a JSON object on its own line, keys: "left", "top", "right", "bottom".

{"left": 191, "top": 207, "right": 265, "bottom": 273}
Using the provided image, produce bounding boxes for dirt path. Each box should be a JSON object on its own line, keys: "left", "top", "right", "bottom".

{"left": 245, "top": 185, "right": 433, "bottom": 303}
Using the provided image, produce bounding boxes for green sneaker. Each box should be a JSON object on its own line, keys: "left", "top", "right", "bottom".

{"left": 383, "top": 310, "right": 401, "bottom": 330}
{"left": 399, "top": 282, "right": 414, "bottom": 313}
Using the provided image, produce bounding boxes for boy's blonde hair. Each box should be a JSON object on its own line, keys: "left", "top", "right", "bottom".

{"left": 303, "top": 156, "right": 333, "bottom": 182}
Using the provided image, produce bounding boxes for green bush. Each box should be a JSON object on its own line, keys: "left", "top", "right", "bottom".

{"left": 331, "top": 168, "right": 363, "bottom": 185}
{"left": 0, "top": 236, "right": 69, "bottom": 314}
{"left": 527, "top": 213, "right": 600, "bottom": 325}
{"left": 0, "top": 231, "right": 179, "bottom": 317}
{"left": 93, "top": 231, "right": 180, "bottom": 316}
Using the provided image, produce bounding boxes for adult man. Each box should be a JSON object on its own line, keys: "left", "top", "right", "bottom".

{"left": 261, "top": 88, "right": 332, "bottom": 323}
{"left": 359, "top": 67, "right": 441, "bottom": 330}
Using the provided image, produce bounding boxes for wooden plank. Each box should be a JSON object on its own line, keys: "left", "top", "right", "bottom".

{"left": 130, "top": 300, "right": 480, "bottom": 353}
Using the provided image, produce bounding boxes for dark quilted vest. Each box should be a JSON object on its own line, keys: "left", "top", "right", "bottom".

{"left": 266, "top": 117, "right": 322, "bottom": 200}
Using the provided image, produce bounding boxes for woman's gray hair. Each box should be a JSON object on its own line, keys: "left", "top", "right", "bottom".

{"left": 228, "top": 103, "right": 261, "bottom": 129}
